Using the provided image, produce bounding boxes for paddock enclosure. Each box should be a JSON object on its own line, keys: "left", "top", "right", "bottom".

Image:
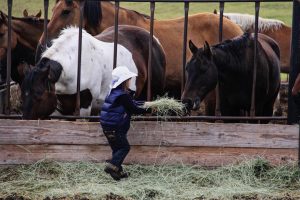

{"left": 0, "top": 0, "right": 300, "bottom": 167}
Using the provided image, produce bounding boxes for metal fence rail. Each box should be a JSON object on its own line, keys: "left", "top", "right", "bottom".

{"left": 2, "top": 0, "right": 298, "bottom": 122}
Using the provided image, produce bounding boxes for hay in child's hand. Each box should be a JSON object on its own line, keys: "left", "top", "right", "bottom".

{"left": 143, "top": 96, "right": 185, "bottom": 116}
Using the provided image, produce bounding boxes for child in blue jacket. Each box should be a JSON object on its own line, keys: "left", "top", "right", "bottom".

{"left": 100, "top": 66, "right": 149, "bottom": 181}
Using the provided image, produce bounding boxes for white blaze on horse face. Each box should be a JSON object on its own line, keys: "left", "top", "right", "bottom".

{"left": 41, "top": 26, "right": 137, "bottom": 110}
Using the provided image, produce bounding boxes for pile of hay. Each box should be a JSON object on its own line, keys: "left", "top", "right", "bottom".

{"left": 143, "top": 96, "right": 185, "bottom": 116}
{"left": 0, "top": 159, "right": 299, "bottom": 199}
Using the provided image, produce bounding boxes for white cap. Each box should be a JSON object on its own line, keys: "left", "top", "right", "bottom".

{"left": 111, "top": 66, "right": 137, "bottom": 89}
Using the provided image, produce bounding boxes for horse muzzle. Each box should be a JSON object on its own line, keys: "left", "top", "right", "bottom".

{"left": 192, "top": 97, "right": 201, "bottom": 110}
{"left": 182, "top": 97, "right": 200, "bottom": 111}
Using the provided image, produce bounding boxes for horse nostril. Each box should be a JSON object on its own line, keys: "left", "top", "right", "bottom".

{"left": 182, "top": 99, "right": 193, "bottom": 110}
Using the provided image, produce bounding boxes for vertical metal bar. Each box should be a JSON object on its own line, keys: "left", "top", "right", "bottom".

{"left": 288, "top": 0, "right": 300, "bottom": 125}
{"left": 113, "top": 1, "right": 120, "bottom": 69}
{"left": 250, "top": 1, "right": 260, "bottom": 117}
{"left": 5, "top": 0, "right": 12, "bottom": 115}
{"left": 215, "top": 2, "right": 224, "bottom": 116}
{"left": 75, "top": 0, "right": 85, "bottom": 116}
{"left": 181, "top": 1, "right": 189, "bottom": 95}
{"left": 147, "top": 1, "right": 155, "bottom": 101}
{"left": 43, "top": 0, "right": 49, "bottom": 47}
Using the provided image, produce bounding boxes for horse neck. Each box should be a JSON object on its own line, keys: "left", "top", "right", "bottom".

{"left": 213, "top": 46, "right": 249, "bottom": 84}
{"left": 212, "top": 48, "right": 234, "bottom": 81}
{"left": 11, "top": 18, "right": 44, "bottom": 50}
{"left": 99, "top": 2, "right": 149, "bottom": 32}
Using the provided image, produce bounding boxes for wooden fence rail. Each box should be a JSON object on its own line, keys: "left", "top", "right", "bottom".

{"left": 0, "top": 119, "right": 298, "bottom": 166}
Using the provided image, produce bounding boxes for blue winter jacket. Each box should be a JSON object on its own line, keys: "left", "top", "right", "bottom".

{"left": 100, "top": 87, "right": 128, "bottom": 128}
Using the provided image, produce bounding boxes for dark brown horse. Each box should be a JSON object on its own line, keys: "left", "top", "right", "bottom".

{"left": 38, "top": 0, "right": 243, "bottom": 98}
{"left": 22, "top": 25, "right": 166, "bottom": 119}
{"left": 292, "top": 74, "right": 300, "bottom": 96}
{"left": 214, "top": 10, "right": 291, "bottom": 73}
{"left": 182, "top": 33, "right": 281, "bottom": 118}
{"left": 0, "top": 11, "right": 45, "bottom": 84}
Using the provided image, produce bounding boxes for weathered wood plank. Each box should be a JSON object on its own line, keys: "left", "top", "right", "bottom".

{"left": 0, "top": 120, "right": 297, "bottom": 148}
{"left": 0, "top": 145, "right": 296, "bottom": 166}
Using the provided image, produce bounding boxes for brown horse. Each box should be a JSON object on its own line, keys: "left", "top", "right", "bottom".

{"left": 0, "top": 11, "right": 45, "bottom": 84}
{"left": 39, "top": 0, "right": 243, "bottom": 98}
{"left": 292, "top": 74, "right": 300, "bottom": 96}
{"left": 214, "top": 10, "right": 291, "bottom": 73}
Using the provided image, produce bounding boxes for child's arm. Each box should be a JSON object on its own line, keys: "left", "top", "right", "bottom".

{"left": 119, "top": 95, "right": 150, "bottom": 115}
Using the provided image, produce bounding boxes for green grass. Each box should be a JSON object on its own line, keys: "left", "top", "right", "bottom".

{"left": 0, "top": 159, "right": 299, "bottom": 200}
{"left": 0, "top": 1, "right": 293, "bottom": 25}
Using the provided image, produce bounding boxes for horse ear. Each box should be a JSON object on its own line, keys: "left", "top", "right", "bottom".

{"left": 204, "top": 41, "right": 212, "bottom": 60}
{"left": 36, "top": 10, "right": 42, "bottom": 18}
{"left": 0, "top": 11, "right": 8, "bottom": 24}
{"left": 48, "top": 60, "right": 63, "bottom": 83}
{"left": 189, "top": 40, "right": 198, "bottom": 54}
{"left": 213, "top": 9, "right": 218, "bottom": 14}
{"left": 18, "top": 62, "right": 33, "bottom": 79}
{"left": 23, "top": 9, "right": 28, "bottom": 17}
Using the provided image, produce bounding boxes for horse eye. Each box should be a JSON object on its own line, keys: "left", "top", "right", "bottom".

{"left": 61, "top": 10, "right": 71, "bottom": 16}
{"left": 0, "top": 33, "right": 4, "bottom": 37}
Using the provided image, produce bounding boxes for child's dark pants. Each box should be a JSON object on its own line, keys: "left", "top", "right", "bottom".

{"left": 102, "top": 123, "right": 130, "bottom": 169}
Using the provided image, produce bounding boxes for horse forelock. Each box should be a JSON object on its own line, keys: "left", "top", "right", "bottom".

{"left": 224, "top": 13, "right": 284, "bottom": 32}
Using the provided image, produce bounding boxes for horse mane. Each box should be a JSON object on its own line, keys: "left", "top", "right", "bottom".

{"left": 213, "top": 33, "right": 251, "bottom": 72}
{"left": 224, "top": 13, "right": 284, "bottom": 32}
{"left": 108, "top": 2, "right": 150, "bottom": 20}
{"left": 83, "top": 0, "right": 102, "bottom": 28}
{"left": 42, "top": 26, "right": 89, "bottom": 59}
{"left": 214, "top": 32, "right": 250, "bottom": 51}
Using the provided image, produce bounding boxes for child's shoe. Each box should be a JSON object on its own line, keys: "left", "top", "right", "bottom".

{"left": 104, "top": 163, "right": 121, "bottom": 181}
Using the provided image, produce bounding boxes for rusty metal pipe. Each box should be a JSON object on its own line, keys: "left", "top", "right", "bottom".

{"left": 43, "top": 0, "right": 49, "bottom": 47}
{"left": 75, "top": 0, "right": 85, "bottom": 116}
{"left": 215, "top": 1, "right": 224, "bottom": 116}
{"left": 147, "top": 2, "right": 155, "bottom": 101}
{"left": 5, "top": 0, "right": 13, "bottom": 115}
{"left": 181, "top": 1, "right": 189, "bottom": 95}
{"left": 113, "top": 1, "right": 120, "bottom": 69}
{"left": 250, "top": 1, "right": 260, "bottom": 117}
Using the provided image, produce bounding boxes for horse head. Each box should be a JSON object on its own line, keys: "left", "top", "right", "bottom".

{"left": 39, "top": 0, "right": 101, "bottom": 45}
{"left": 23, "top": 9, "right": 42, "bottom": 19}
{"left": 37, "top": 0, "right": 101, "bottom": 62}
{"left": 21, "top": 57, "right": 62, "bottom": 119}
{"left": 181, "top": 40, "right": 218, "bottom": 111}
